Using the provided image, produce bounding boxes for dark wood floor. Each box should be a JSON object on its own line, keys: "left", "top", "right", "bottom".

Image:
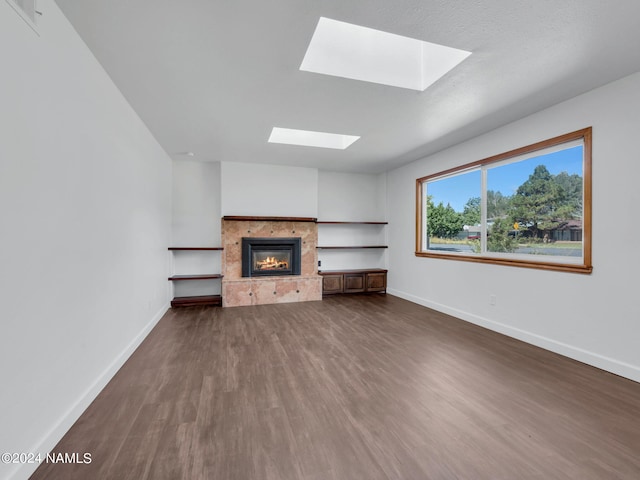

{"left": 31, "top": 295, "right": 640, "bottom": 479}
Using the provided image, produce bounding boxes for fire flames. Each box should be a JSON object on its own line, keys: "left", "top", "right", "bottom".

{"left": 255, "top": 256, "right": 289, "bottom": 270}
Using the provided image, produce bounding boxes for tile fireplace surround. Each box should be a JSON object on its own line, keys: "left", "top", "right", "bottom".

{"left": 221, "top": 216, "right": 322, "bottom": 307}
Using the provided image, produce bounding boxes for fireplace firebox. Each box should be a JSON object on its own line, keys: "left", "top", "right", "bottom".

{"left": 241, "top": 237, "right": 301, "bottom": 277}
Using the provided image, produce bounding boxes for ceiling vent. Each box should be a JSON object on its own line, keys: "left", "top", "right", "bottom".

{"left": 5, "top": 0, "right": 39, "bottom": 33}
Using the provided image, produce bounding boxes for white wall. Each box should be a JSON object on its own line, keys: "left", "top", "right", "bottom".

{"left": 182, "top": 165, "right": 388, "bottom": 273}
{"left": 387, "top": 72, "right": 640, "bottom": 382}
{"left": 0, "top": 2, "right": 172, "bottom": 479}
{"left": 171, "top": 160, "right": 222, "bottom": 296}
{"left": 172, "top": 160, "right": 221, "bottom": 245}
{"left": 220, "top": 162, "right": 318, "bottom": 217}
{"left": 317, "top": 171, "right": 388, "bottom": 270}
{"left": 318, "top": 171, "right": 387, "bottom": 222}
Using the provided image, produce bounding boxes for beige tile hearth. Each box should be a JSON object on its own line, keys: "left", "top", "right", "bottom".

{"left": 222, "top": 276, "right": 322, "bottom": 307}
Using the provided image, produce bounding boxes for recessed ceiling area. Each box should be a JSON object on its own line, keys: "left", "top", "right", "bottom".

{"left": 54, "top": 0, "right": 640, "bottom": 173}
{"left": 300, "top": 17, "right": 471, "bottom": 91}
{"left": 268, "top": 127, "right": 360, "bottom": 150}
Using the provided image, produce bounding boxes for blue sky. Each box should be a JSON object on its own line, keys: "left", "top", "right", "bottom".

{"left": 427, "top": 146, "right": 583, "bottom": 212}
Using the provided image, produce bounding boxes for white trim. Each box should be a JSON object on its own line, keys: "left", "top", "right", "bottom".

{"left": 486, "top": 138, "right": 583, "bottom": 170}
{"left": 482, "top": 250, "right": 583, "bottom": 264}
{"left": 5, "top": 0, "right": 39, "bottom": 35}
{"left": 480, "top": 167, "right": 487, "bottom": 252}
{"left": 8, "top": 303, "right": 170, "bottom": 480}
{"left": 387, "top": 288, "right": 640, "bottom": 383}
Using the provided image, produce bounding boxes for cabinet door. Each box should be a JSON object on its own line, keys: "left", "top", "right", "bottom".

{"left": 344, "top": 273, "right": 365, "bottom": 293}
{"left": 322, "top": 274, "right": 343, "bottom": 294}
{"left": 366, "top": 272, "right": 387, "bottom": 292}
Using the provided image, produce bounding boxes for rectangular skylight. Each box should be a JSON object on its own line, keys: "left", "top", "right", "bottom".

{"left": 268, "top": 127, "right": 360, "bottom": 150}
{"left": 300, "top": 17, "right": 471, "bottom": 91}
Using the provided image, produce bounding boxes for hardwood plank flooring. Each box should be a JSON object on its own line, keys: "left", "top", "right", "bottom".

{"left": 30, "top": 295, "right": 640, "bottom": 479}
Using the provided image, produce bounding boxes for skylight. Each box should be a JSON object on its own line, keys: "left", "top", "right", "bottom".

{"left": 300, "top": 17, "right": 471, "bottom": 91}
{"left": 268, "top": 127, "right": 360, "bottom": 150}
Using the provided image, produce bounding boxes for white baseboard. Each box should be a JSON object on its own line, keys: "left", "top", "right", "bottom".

{"left": 387, "top": 288, "right": 640, "bottom": 384}
{"left": 9, "top": 303, "right": 170, "bottom": 480}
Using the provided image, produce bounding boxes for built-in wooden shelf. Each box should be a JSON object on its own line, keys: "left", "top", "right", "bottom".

{"left": 168, "top": 247, "right": 224, "bottom": 251}
{"left": 222, "top": 216, "right": 317, "bottom": 222}
{"left": 316, "top": 222, "right": 388, "bottom": 295}
{"left": 169, "top": 247, "right": 223, "bottom": 307}
{"left": 168, "top": 274, "right": 224, "bottom": 281}
{"left": 316, "top": 221, "right": 388, "bottom": 225}
{"left": 316, "top": 245, "right": 388, "bottom": 249}
{"left": 171, "top": 295, "right": 222, "bottom": 307}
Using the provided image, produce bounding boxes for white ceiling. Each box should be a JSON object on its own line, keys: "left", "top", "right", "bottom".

{"left": 55, "top": 0, "right": 640, "bottom": 173}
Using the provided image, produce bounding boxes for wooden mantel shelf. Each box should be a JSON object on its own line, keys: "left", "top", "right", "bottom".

{"left": 222, "top": 216, "right": 317, "bottom": 222}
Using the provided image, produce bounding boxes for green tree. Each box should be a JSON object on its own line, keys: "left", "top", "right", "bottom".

{"left": 487, "top": 190, "right": 512, "bottom": 220}
{"left": 510, "top": 165, "right": 562, "bottom": 238}
{"left": 426, "top": 197, "right": 463, "bottom": 238}
{"left": 461, "top": 196, "right": 481, "bottom": 226}
{"left": 553, "top": 171, "right": 582, "bottom": 219}
{"left": 487, "top": 218, "right": 518, "bottom": 253}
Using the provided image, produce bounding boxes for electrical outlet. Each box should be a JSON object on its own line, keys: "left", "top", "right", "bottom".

{"left": 318, "top": 260, "right": 321, "bottom": 267}
{"left": 489, "top": 294, "right": 497, "bottom": 306}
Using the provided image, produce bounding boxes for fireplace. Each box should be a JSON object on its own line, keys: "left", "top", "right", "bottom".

{"left": 222, "top": 217, "right": 321, "bottom": 307}
{"left": 241, "top": 237, "right": 301, "bottom": 277}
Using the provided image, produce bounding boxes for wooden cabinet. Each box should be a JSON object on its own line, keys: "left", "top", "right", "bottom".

{"left": 168, "top": 247, "right": 223, "bottom": 307}
{"left": 321, "top": 273, "right": 343, "bottom": 294}
{"left": 319, "top": 269, "right": 387, "bottom": 295}
{"left": 344, "top": 273, "right": 365, "bottom": 292}
{"left": 366, "top": 271, "right": 387, "bottom": 292}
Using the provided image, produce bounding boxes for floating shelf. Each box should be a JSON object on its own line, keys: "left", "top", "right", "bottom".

{"left": 168, "top": 247, "right": 224, "bottom": 251}
{"left": 171, "top": 295, "right": 222, "bottom": 307}
{"left": 316, "top": 245, "right": 388, "bottom": 249}
{"left": 316, "top": 221, "right": 388, "bottom": 225}
{"left": 168, "top": 274, "right": 224, "bottom": 281}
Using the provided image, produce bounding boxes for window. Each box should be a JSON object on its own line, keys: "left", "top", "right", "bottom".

{"left": 415, "top": 128, "right": 592, "bottom": 274}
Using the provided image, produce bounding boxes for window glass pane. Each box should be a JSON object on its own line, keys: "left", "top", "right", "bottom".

{"left": 486, "top": 145, "right": 583, "bottom": 257}
{"left": 426, "top": 169, "right": 481, "bottom": 254}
